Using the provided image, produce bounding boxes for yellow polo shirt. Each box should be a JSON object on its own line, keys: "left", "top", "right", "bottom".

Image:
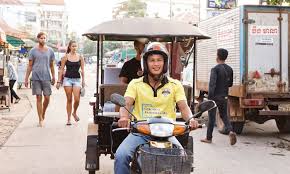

{"left": 125, "top": 76, "right": 187, "bottom": 120}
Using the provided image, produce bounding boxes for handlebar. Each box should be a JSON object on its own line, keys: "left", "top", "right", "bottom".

{"left": 189, "top": 124, "right": 204, "bottom": 130}
{"left": 111, "top": 122, "right": 129, "bottom": 132}
{"left": 112, "top": 121, "right": 204, "bottom": 133}
{"left": 112, "top": 127, "right": 130, "bottom": 132}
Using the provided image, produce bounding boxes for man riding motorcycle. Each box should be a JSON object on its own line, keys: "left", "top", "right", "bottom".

{"left": 115, "top": 42, "right": 199, "bottom": 174}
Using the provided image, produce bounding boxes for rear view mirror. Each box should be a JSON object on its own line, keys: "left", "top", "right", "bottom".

{"left": 197, "top": 100, "right": 216, "bottom": 113}
{"left": 110, "top": 93, "right": 126, "bottom": 107}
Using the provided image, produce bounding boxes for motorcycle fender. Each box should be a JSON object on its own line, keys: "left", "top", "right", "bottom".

{"left": 85, "top": 119, "right": 99, "bottom": 171}
{"left": 149, "top": 141, "right": 172, "bottom": 148}
{"left": 88, "top": 118, "right": 98, "bottom": 136}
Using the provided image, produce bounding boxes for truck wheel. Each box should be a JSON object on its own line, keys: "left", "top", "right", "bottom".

{"left": 216, "top": 112, "right": 244, "bottom": 134}
{"left": 275, "top": 118, "right": 290, "bottom": 133}
{"left": 89, "top": 171, "right": 95, "bottom": 174}
{"left": 231, "top": 122, "right": 244, "bottom": 135}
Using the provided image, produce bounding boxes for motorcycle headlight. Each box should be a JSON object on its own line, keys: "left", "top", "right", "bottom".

{"left": 149, "top": 123, "right": 174, "bottom": 137}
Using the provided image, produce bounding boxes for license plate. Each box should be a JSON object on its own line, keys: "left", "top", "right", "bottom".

{"left": 149, "top": 141, "right": 172, "bottom": 148}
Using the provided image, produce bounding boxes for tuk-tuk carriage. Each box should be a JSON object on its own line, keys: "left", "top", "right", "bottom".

{"left": 82, "top": 17, "right": 210, "bottom": 174}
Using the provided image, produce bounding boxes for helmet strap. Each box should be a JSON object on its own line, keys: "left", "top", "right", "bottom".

{"left": 148, "top": 72, "right": 163, "bottom": 83}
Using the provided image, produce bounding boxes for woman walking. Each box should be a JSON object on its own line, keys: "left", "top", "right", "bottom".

{"left": 56, "top": 40, "right": 85, "bottom": 125}
{"left": 6, "top": 56, "right": 21, "bottom": 104}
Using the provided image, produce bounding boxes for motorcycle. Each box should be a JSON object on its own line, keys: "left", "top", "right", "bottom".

{"left": 110, "top": 93, "right": 216, "bottom": 174}
{"left": 83, "top": 17, "right": 210, "bottom": 174}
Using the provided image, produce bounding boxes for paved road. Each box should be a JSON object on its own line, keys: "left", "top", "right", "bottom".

{"left": 193, "top": 121, "right": 290, "bottom": 174}
{"left": 95, "top": 120, "right": 290, "bottom": 174}
{"left": 0, "top": 65, "right": 289, "bottom": 174}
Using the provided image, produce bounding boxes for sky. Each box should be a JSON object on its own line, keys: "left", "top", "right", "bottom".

{"left": 65, "top": 0, "right": 194, "bottom": 35}
{"left": 65, "top": 0, "right": 261, "bottom": 36}
{"left": 65, "top": 0, "right": 121, "bottom": 35}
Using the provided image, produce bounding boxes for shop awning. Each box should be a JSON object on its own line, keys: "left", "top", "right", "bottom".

{"left": 6, "top": 35, "right": 24, "bottom": 47}
{"left": 0, "top": 17, "right": 27, "bottom": 39}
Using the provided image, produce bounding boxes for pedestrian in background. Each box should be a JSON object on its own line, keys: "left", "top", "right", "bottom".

{"left": 201, "top": 48, "right": 237, "bottom": 145}
{"left": 119, "top": 39, "right": 145, "bottom": 84}
{"left": 24, "top": 32, "right": 56, "bottom": 127}
{"left": 6, "top": 56, "right": 20, "bottom": 104}
{"left": 17, "top": 56, "right": 27, "bottom": 89}
{"left": 56, "top": 40, "right": 85, "bottom": 126}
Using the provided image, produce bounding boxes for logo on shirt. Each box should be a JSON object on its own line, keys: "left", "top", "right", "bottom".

{"left": 142, "top": 104, "right": 167, "bottom": 119}
{"left": 162, "top": 88, "right": 171, "bottom": 97}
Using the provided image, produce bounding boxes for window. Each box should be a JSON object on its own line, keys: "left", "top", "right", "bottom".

{"left": 25, "top": 12, "right": 36, "bottom": 22}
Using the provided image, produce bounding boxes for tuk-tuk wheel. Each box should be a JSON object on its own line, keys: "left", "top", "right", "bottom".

{"left": 89, "top": 171, "right": 95, "bottom": 174}
{"left": 110, "top": 154, "right": 115, "bottom": 159}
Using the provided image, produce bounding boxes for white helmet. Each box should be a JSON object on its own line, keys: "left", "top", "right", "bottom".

{"left": 142, "top": 42, "right": 169, "bottom": 75}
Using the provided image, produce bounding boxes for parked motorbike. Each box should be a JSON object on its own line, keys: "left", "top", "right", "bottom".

{"left": 110, "top": 93, "right": 216, "bottom": 174}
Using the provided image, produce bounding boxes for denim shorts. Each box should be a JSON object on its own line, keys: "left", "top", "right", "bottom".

{"left": 32, "top": 80, "right": 52, "bottom": 96}
{"left": 63, "top": 77, "right": 81, "bottom": 87}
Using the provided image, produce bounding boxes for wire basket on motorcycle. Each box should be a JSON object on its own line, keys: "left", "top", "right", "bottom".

{"left": 139, "top": 146, "right": 193, "bottom": 174}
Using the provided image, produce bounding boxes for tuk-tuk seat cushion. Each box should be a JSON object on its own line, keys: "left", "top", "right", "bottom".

{"left": 182, "top": 84, "right": 192, "bottom": 105}
{"left": 99, "top": 84, "right": 128, "bottom": 107}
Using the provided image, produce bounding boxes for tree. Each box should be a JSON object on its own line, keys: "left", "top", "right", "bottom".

{"left": 81, "top": 39, "right": 123, "bottom": 56}
{"left": 82, "top": 39, "right": 96, "bottom": 55}
{"left": 265, "top": 0, "right": 290, "bottom": 5}
{"left": 113, "top": 0, "right": 147, "bottom": 18}
{"left": 103, "top": 41, "right": 123, "bottom": 52}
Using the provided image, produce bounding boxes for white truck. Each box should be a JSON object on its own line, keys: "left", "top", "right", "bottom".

{"left": 196, "top": 5, "right": 290, "bottom": 134}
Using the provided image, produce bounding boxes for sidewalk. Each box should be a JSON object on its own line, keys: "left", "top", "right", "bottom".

{"left": 0, "top": 68, "right": 116, "bottom": 174}
{"left": 0, "top": 89, "right": 32, "bottom": 147}
{"left": 0, "top": 76, "right": 95, "bottom": 174}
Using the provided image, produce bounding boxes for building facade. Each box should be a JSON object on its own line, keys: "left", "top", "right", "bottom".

{"left": 39, "top": 0, "right": 68, "bottom": 46}
{"left": 200, "top": 0, "right": 261, "bottom": 21}
{"left": 146, "top": 0, "right": 200, "bottom": 23}
{"left": 0, "top": 0, "right": 68, "bottom": 47}
{"left": 112, "top": 0, "right": 200, "bottom": 24}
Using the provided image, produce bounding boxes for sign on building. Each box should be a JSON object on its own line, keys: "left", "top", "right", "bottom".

{"left": 208, "top": 0, "right": 237, "bottom": 9}
{"left": 217, "top": 24, "right": 235, "bottom": 49}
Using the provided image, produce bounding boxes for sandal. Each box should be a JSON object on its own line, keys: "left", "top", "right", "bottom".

{"left": 66, "top": 122, "right": 72, "bottom": 126}
{"left": 15, "top": 98, "right": 21, "bottom": 104}
{"left": 74, "top": 117, "right": 80, "bottom": 122}
{"left": 72, "top": 114, "right": 80, "bottom": 122}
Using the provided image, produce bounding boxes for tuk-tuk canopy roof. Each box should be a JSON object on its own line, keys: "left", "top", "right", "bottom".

{"left": 83, "top": 17, "right": 210, "bottom": 42}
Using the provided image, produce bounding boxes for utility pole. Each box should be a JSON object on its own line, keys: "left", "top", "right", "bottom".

{"left": 169, "top": 0, "right": 172, "bottom": 19}
{"left": 199, "top": 0, "right": 201, "bottom": 22}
